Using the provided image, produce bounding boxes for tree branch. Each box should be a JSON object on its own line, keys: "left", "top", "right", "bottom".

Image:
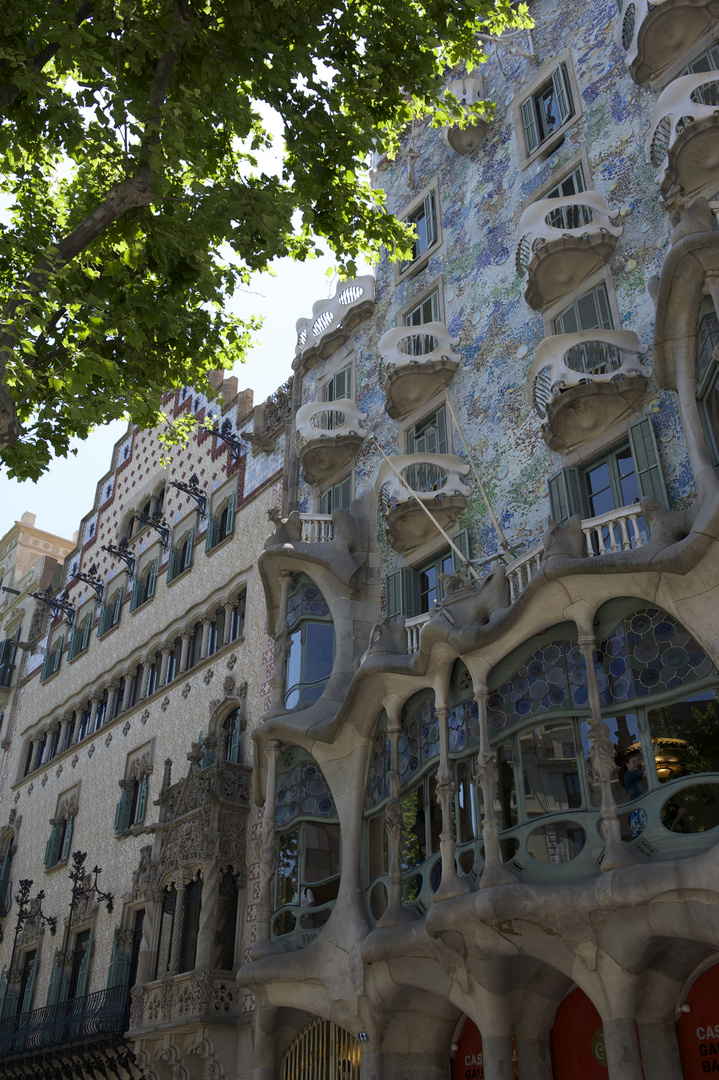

{"left": 0, "top": 2, "right": 94, "bottom": 115}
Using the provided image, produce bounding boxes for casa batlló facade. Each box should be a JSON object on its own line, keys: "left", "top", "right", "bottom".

{"left": 2, "top": 0, "right": 719, "bottom": 1076}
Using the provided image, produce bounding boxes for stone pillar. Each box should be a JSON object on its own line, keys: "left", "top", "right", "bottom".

{"left": 602, "top": 1018, "right": 644, "bottom": 1080}
{"left": 433, "top": 702, "right": 468, "bottom": 902}
{"left": 250, "top": 740, "right": 285, "bottom": 958}
{"left": 637, "top": 1021, "right": 683, "bottom": 1080}
{"left": 72, "top": 707, "right": 85, "bottom": 744}
{"left": 168, "top": 877, "right": 187, "bottom": 977}
{"left": 143, "top": 655, "right": 156, "bottom": 698}
{"left": 515, "top": 1037, "right": 552, "bottom": 1080}
{"left": 195, "top": 858, "right": 221, "bottom": 968}
{"left": 576, "top": 624, "right": 638, "bottom": 871}
{"left": 88, "top": 694, "right": 101, "bottom": 733}
{"left": 482, "top": 1035, "right": 515, "bottom": 1080}
{"left": 47, "top": 720, "right": 60, "bottom": 758}
{"left": 30, "top": 736, "right": 44, "bottom": 771}
{"left": 180, "top": 631, "right": 193, "bottom": 673}
{"left": 267, "top": 570, "right": 293, "bottom": 717}
{"left": 58, "top": 714, "right": 72, "bottom": 754}
{"left": 159, "top": 645, "right": 173, "bottom": 687}
{"left": 474, "top": 684, "right": 516, "bottom": 888}
{"left": 200, "top": 617, "right": 214, "bottom": 660}
{"left": 378, "top": 701, "right": 411, "bottom": 927}
{"left": 119, "top": 669, "right": 135, "bottom": 712}
{"left": 135, "top": 891, "right": 159, "bottom": 986}
{"left": 106, "top": 682, "right": 120, "bottom": 722}
{"left": 222, "top": 599, "right": 235, "bottom": 645}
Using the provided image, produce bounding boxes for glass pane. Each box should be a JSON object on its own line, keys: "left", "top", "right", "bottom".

{"left": 648, "top": 691, "right": 719, "bottom": 782}
{"left": 419, "top": 564, "right": 438, "bottom": 613}
{"left": 496, "top": 741, "right": 518, "bottom": 828}
{"left": 428, "top": 771, "right": 442, "bottom": 854}
{"left": 303, "top": 821, "right": 341, "bottom": 884}
{"left": 400, "top": 785, "right": 425, "bottom": 877}
{"left": 304, "top": 622, "right": 334, "bottom": 683}
{"left": 661, "top": 784, "right": 719, "bottom": 833}
{"left": 368, "top": 813, "right": 388, "bottom": 881}
{"left": 456, "top": 760, "right": 477, "bottom": 844}
{"left": 276, "top": 829, "right": 299, "bottom": 908}
{"left": 520, "top": 721, "right": 581, "bottom": 819}
{"left": 581, "top": 712, "right": 642, "bottom": 806}
{"left": 585, "top": 461, "right": 614, "bottom": 516}
{"left": 527, "top": 822, "right": 586, "bottom": 863}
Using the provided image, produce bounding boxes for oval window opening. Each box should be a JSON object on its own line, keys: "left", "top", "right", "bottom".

{"left": 660, "top": 783, "right": 719, "bottom": 834}
{"left": 527, "top": 822, "right": 586, "bottom": 863}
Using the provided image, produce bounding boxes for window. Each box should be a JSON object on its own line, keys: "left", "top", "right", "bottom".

{"left": 401, "top": 190, "right": 439, "bottom": 273}
{"left": 407, "top": 405, "right": 448, "bottom": 455}
{"left": 385, "top": 531, "right": 469, "bottom": 623}
{"left": 94, "top": 689, "right": 109, "bottom": 731}
{"left": 68, "top": 613, "right": 92, "bottom": 660}
{"left": 114, "top": 773, "right": 149, "bottom": 833}
{"left": 0, "top": 627, "right": 20, "bottom": 690}
{"left": 319, "top": 477, "right": 351, "bottom": 515}
{"left": 226, "top": 593, "right": 246, "bottom": 643}
{"left": 1, "top": 949, "right": 38, "bottom": 1018}
{"left": 44, "top": 813, "right": 74, "bottom": 869}
{"left": 97, "top": 589, "right": 123, "bottom": 637}
{"left": 40, "top": 633, "right": 64, "bottom": 683}
{"left": 285, "top": 576, "right": 334, "bottom": 712}
{"left": 681, "top": 42, "right": 719, "bottom": 74}
{"left": 544, "top": 163, "right": 590, "bottom": 230}
{"left": 697, "top": 299, "right": 719, "bottom": 466}
{"left": 130, "top": 559, "right": 157, "bottom": 611}
{"left": 214, "top": 871, "right": 240, "bottom": 970}
{"left": 223, "top": 709, "right": 242, "bottom": 764}
{"left": 187, "top": 621, "right": 203, "bottom": 668}
{"left": 521, "top": 63, "right": 575, "bottom": 157}
{"left": 107, "top": 911, "right": 145, "bottom": 991}
{"left": 208, "top": 607, "right": 225, "bottom": 656}
{"left": 547, "top": 418, "right": 668, "bottom": 527}
{"left": 166, "top": 637, "right": 181, "bottom": 684}
{"left": 553, "top": 282, "right": 613, "bottom": 335}
{"left": 323, "top": 365, "right": 352, "bottom": 403}
{"left": 154, "top": 874, "right": 202, "bottom": 979}
{"left": 206, "top": 494, "right": 235, "bottom": 552}
{"left": 145, "top": 653, "right": 161, "bottom": 698}
{"left": 403, "top": 290, "right": 441, "bottom": 356}
{"left": 167, "top": 527, "right": 194, "bottom": 582}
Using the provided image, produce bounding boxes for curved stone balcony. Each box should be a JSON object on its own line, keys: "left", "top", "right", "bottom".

{"left": 442, "top": 75, "right": 489, "bottom": 155}
{"left": 376, "top": 454, "right": 471, "bottom": 554}
{"left": 646, "top": 72, "right": 719, "bottom": 201}
{"left": 616, "top": 0, "right": 719, "bottom": 84}
{"left": 295, "top": 276, "right": 376, "bottom": 365}
{"left": 516, "top": 192, "right": 622, "bottom": 311}
{"left": 296, "top": 400, "right": 367, "bottom": 486}
{"left": 527, "top": 331, "right": 649, "bottom": 452}
{"left": 379, "top": 323, "right": 461, "bottom": 420}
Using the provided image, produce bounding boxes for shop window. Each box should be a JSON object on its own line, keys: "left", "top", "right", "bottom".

{"left": 284, "top": 575, "right": 334, "bottom": 712}
{"left": 273, "top": 748, "right": 340, "bottom": 948}
{"left": 167, "top": 527, "right": 194, "bottom": 583}
{"left": 68, "top": 613, "right": 92, "bottom": 660}
{"left": 205, "top": 494, "right": 235, "bottom": 552}
{"left": 403, "top": 289, "right": 441, "bottom": 356}
{"left": 385, "top": 531, "right": 469, "bottom": 622}
{"left": 521, "top": 63, "right": 575, "bottom": 157}
{"left": 319, "top": 477, "right": 351, "bottom": 515}
{"left": 130, "top": 559, "right": 157, "bottom": 611}
{"left": 547, "top": 417, "right": 667, "bottom": 526}
{"left": 214, "top": 870, "right": 240, "bottom": 970}
{"left": 97, "top": 588, "right": 123, "bottom": 637}
{"left": 400, "top": 189, "right": 439, "bottom": 273}
{"left": 553, "top": 282, "right": 613, "bottom": 335}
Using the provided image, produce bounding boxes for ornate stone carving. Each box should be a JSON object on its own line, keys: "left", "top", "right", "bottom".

{"left": 203, "top": 668, "right": 214, "bottom": 685}
{"left": 141, "top": 709, "right": 150, "bottom": 724}
{"left": 132, "top": 845, "right": 154, "bottom": 902}
{"left": 123, "top": 721, "right": 131, "bottom": 736}
{"left": 161, "top": 696, "right": 170, "bottom": 712}
{"left": 130, "top": 984, "right": 144, "bottom": 1030}
{"left": 226, "top": 653, "right": 237, "bottom": 671}
{"left": 182, "top": 682, "right": 191, "bottom": 699}
{"left": 223, "top": 676, "right": 234, "bottom": 695}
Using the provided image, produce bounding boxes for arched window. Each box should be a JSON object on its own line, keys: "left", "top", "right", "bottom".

{"left": 280, "top": 1019, "right": 361, "bottom": 1080}
{"left": 697, "top": 296, "right": 719, "bottom": 466}
{"left": 273, "top": 747, "right": 340, "bottom": 950}
{"left": 154, "top": 872, "right": 203, "bottom": 979}
{"left": 223, "top": 709, "right": 242, "bottom": 764}
{"left": 214, "top": 869, "right": 240, "bottom": 970}
{"left": 364, "top": 602, "right": 719, "bottom": 917}
{"left": 206, "top": 494, "right": 235, "bottom": 552}
{"left": 187, "top": 621, "right": 203, "bottom": 669}
{"left": 98, "top": 589, "right": 123, "bottom": 637}
{"left": 284, "top": 575, "right": 334, "bottom": 711}
{"left": 167, "top": 527, "right": 194, "bottom": 583}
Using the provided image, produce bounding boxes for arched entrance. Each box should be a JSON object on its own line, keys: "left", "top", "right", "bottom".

{"left": 551, "top": 988, "right": 611, "bottom": 1079}
{"left": 452, "top": 1020, "right": 518, "bottom": 1080}
{"left": 676, "top": 962, "right": 719, "bottom": 1076}
{"left": 281, "top": 1018, "right": 361, "bottom": 1080}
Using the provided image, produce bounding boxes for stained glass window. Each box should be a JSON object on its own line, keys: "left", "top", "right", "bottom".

{"left": 276, "top": 750, "right": 337, "bottom": 829}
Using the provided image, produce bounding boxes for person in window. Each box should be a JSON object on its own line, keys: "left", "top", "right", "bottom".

{"left": 291, "top": 875, "right": 315, "bottom": 908}
{"left": 623, "top": 751, "right": 646, "bottom": 800}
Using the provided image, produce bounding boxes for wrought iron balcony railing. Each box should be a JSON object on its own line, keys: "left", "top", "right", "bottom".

{"left": 646, "top": 72, "right": 719, "bottom": 199}
{"left": 295, "top": 277, "right": 376, "bottom": 363}
{"left": 0, "top": 984, "right": 129, "bottom": 1061}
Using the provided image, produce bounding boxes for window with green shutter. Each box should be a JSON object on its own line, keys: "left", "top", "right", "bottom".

{"left": 319, "top": 476, "right": 352, "bottom": 515}
{"left": 554, "top": 283, "right": 613, "bottom": 335}
{"left": 401, "top": 190, "right": 439, "bottom": 272}
{"left": 207, "top": 495, "right": 235, "bottom": 551}
{"left": 521, "top": 63, "right": 575, "bottom": 157}
{"left": 407, "top": 406, "right": 448, "bottom": 455}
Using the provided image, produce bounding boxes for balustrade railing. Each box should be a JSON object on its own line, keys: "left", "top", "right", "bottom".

{"left": 507, "top": 543, "right": 544, "bottom": 603}
{"left": 516, "top": 191, "right": 622, "bottom": 277}
{"left": 405, "top": 612, "right": 431, "bottom": 653}
{"left": 0, "top": 984, "right": 129, "bottom": 1059}
{"left": 300, "top": 514, "right": 335, "bottom": 543}
{"left": 376, "top": 454, "right": 471, "bottom": 517}
{"left": 647, "top": 72, "right": 719, "bottom": 172}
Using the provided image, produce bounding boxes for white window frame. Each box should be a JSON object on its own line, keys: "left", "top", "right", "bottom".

{"left": 513, "top": 53, "right": 582, "bottom": 169}
{"left": 395, "top": 181, "right": 443, "bottom": 281}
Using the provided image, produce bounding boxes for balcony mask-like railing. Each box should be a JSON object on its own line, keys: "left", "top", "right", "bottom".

{"left": 377, "top": 453, "right": 471, "bottom": 554}
{"left": 295, "top": 400, "right": 367, "bottom": 486}
{"left": 442, "top": 74, "right": 490, "bottom": 155}
{"left": 0, "top": 984, "right": 129, "bottom": 1061}
{"left": 295, "top": 277, "right": 376, "bottom": 363}
{"left": 299, "top": 514, "right": 335, "bottom": 543}
{"left": 526, "top": 331, "right": 648, "bottom": 452}
{"left": 616, "top": 0, "right": 719, "bottom": 84}
{"left": 379, "top": 323, "right": 461, "bottom": 419}
{"left": 516, "top": 192, "right": 622, "bottom": 310}
{"left": 646, "top": 72, "right": 719, "bottom": 198}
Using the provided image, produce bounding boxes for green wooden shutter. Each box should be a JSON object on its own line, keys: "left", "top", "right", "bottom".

{"left": 60, "top": 815, "right": 73, "bottom": 862}
{"left": 552, "top": 63, "right": 574, "bottom": 125}
{"left": 521, "top": 96, "right": 540, "bottom": 155}
{"left": 386, "top": 568, "right": 420, "bottom": 623}
{"left": 205, "top": 517, "right": 219, "bottom": 552}
{"left": 147, "top": 560, "right": 157, "bottom": 599}
{"left": 2, "top": 980, "right": 18, "bottom": 1019}
{"left": 81, "top": 616, "right": 91, "bottom": 651}
{"left": 451, "top": 529, "right": 470, "bottom": 571}
{"left": 436, "top": 406, "right": 448, "bottom": 455}
{"left": 183, "top": 528, "right": 194, "bottom": 569}
{"left": 112, "top": 589, "right": 122, "bottom": 626}
{"left": 114, "top": 786, "right": 132, "bottom": 833}
{"left": 166, "top": 548, "right": 180, "bottom": 583}
{"left": 548, "top": 467, "right": 584, "bottom": 525}
{"left": 40, "top": 649, "right": 53, "bottom": 682}
{"left": 20, "top": 955, "right": 38, "bottom": 1014}
{"left": 628, "top": 416, "right": 668, "bottom": 506}
{"left": 46, "top": 956, "right": 62, "bottom": 1006}
{"left": 44, "top": 823, "right": 62, "bottom": 869}
{"left": 136, "top": 773, "right": 148, "bottom": 824}
{"left": 424, "top": 192, "right": 437, "bottom": 248}
{"left": 225, "top": 494, "right": 235, "bottom": 536}
{"left": 52, "top": 635, "right": 64, "bottom": 674}
{"left": 130, "top": 579, "right": 145, "bottom": 611}
{"left": 74, "top": 933, "right": 92, "bottom": 999}
{"left": 97, "top": 605, "right": 111, "bottom": 638}
{"left": 107, "top": 937, "right": 130, "bottom": 989}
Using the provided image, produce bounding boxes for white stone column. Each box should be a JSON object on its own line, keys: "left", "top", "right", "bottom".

{"left": 119, "top": 669, "right": 135, "bottom": 712}
{"left": 482, "top": 1035, "right": 515, "bottom": 1080}
{"left": 143, "top": 654, "right": 156, "bottom": 698}
{"left": 180, "top": 631, "right": 193, "bottom": 673}
{"left": 30, "top": 735, "right": 44, "bottom": 771}
{"left": 106, "top": 682, "right": 120, "bottom": 721}
{"left": 159, "top": 644, "right": 173, "bottom": 686}
{"left": 474, "top": 683, "right": 516, "bottom": 888}
{"left": 433, "top": 702, "right": 468, "bottom": 902}
{"left": 167, "top": 876, "right": 188, "bottom": 977}
{"left": 250, "top": 740, "right": 285, "bottom": 958}
{"left": 378, "top": 701, "right": 412, "bottom": 927}
{"left": 88, "top": 695, "right": 101, "bottom": 733}
{"left": 72, "top": 707, "right": 84, "bottom": 743}
{"left": 637, "top": 1022, "right": 683, "bottom": 1080}
{"left": 222, "top": 599, "right": 235, "bottom": 645}
{"left": 58, "top": 714, "right": 72, "bottom": 754}
{"left": 195, "top": 859, "right": 220, "bottom": 968}
{"left": 602, "top": 1018, "right": 644, "bottom": 1080}
{"left": 200, "top": 617, "right": 213, "bottom": 660}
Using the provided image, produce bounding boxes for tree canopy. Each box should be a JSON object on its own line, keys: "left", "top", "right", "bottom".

{"left": 0, "top": 0, "right": 527, "bottom": 480}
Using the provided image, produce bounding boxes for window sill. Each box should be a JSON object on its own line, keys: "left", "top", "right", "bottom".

{"left": 166, "top": 564, "right": 193, "bottom": 587}
{"left": 67, "top": 649, "right": 88, "bottom": 665}
{"left": 205, "top": 532, "right": 234, "bottom": 557}
{"left": 44, "top": 858, "right": 69, "bottom": 875}
{"left": 130, "top": 600, "right": 154, "bottom": 616}
{"left": 396, "top": 240, "right": 442, "bottom": 282}
{"left": 114, "top": 822, "right": 146, "bottom": 840}
{"left": 520, "top": 118, "right": 576, "bottom": 171}
{"left": 97, "top": 621, "right": 121, "bottom": 641}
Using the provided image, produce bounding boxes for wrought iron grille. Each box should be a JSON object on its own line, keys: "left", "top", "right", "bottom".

{"left": 0, "top": 983, "right": 129, "bottom": 1060}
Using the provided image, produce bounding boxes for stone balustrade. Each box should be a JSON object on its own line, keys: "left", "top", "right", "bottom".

{"left": 377, "top": 453, "right": 471, "bottom": 554}
{"left": 526, "top": 330, "right": 648, "bottom": 452}
{"left": 506, "top": 542, "right": 544, "bottom": 603}
{"left": 405, "top": 611, "right": 431, "bottom": 653}
{"left": 295, "top": 276, "right": 376, "bottom": 363}
{"left": 299, "top": 514, "right": 335, "bottom": 543}
{"left": 646, "top": 72, "right": 719, "bottom": 199}
{"left": 378, "top": 322, "right": 462, "bottom": 419}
